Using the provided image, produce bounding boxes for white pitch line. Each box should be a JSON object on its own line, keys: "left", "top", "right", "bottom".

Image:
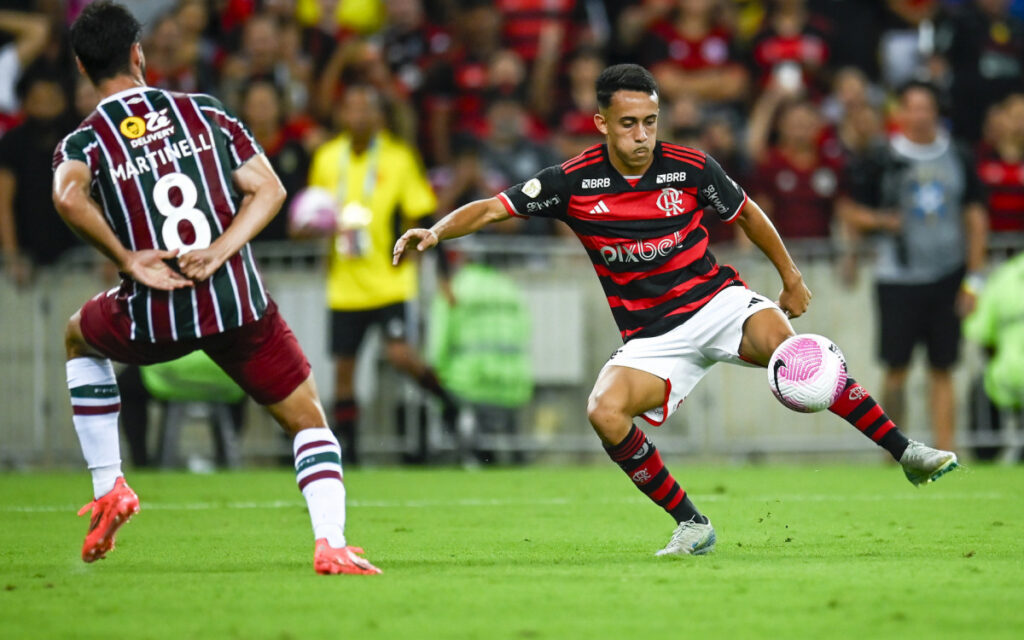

{"left": 0, "top": 491, "right": 1008, "bottom": 514}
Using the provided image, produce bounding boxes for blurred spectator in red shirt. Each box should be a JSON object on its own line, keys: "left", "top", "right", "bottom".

{"left": 638, "top": 0, "right": 748, "bottom": 110}
{"left": 749, "top": 97, "right": 846, "bottom": 239}
{"left": 976, "top": 93, "right": 1024, "bottom": 233}
{"left": 748, "top": 0, "right": 830, "bottom": 97}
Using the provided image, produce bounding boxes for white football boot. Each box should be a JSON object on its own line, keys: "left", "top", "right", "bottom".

{"left": 656, "top": 518, "right": 716, "bottom": 556}
{"left": 899, "top": 440, "right": 959, "bottom": 486}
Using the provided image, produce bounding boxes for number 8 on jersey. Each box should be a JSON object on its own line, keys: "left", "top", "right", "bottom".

{"left": 153, "top": 172, "right": 212, "bottom": 254}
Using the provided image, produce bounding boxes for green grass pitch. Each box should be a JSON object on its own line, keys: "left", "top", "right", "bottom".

{"left": 1, "top": 464, "right": 1022, "bottom": 639}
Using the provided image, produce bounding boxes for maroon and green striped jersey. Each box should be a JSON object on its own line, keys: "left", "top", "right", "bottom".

{"left": 53, "top": 86, "right": 268, "bottom": 342}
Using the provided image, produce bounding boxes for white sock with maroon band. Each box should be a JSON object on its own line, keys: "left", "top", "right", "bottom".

{"left": 293, "top": 427, "right": 347, "bottom": 548}
{"left": 66, "top": 357, "right": 123, "bottom": 499}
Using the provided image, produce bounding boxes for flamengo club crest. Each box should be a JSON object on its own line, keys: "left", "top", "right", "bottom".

{"left": 631, "top": 469, "right": 652, "bottom": 484}
{"left": 656, "top": 187, "right": 686, "bottom": 216}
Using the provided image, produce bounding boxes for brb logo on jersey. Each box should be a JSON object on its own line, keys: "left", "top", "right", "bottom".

{"left": 582, "top": 177, "right": 610, "bottom": 189}
{"left": 655, "top": 172, "right": 686, "bottom": 184}
{"left": 120, "top": 109, "right": 176, "bottom": 148}
{"left": 656, "top": 187, "right": 687, "bottom": 216}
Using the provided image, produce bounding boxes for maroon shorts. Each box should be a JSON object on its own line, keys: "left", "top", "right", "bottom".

{"left": 80, "top": 293, "right": 311, "bottom": 405}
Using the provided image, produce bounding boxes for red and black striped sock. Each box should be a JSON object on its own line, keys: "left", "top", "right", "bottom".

{"left": 604, "top": 425, "right": 704, "bottom": 524}
{"left": 828, "top": 377, "right": 910, "bottom": 460}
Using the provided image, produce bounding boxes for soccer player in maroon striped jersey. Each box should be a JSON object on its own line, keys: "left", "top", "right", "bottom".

{"left": 395, "top": 64, "right": 959, "bottom": 557}
{"left": 52, "top": 2, "right": 378, "bottom": 575}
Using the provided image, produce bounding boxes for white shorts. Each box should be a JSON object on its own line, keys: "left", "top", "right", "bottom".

{"left": 600, "top": 285, "right": 780, "bottom": 426}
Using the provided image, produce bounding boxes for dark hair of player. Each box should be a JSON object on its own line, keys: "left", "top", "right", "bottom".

{"left": 69, "top": 1, "right": 142, "bottom": 84}
{"left": 595, "top": 64, "right": 658, "bottom": 109}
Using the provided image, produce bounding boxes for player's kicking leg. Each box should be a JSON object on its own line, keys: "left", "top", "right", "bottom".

{"left": 587, "top": 366, "right": 715, "bottom": 556}
{"left": 65, "top": 310, "right": 139, "bottom": 563}
{"left": 266, "top": 375, "right": 381, "bottom": 575}
{"left": 740, "top": 308, "right": 958, "bottom": 485}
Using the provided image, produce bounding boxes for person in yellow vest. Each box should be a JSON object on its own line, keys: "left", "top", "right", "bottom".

{"left": 307, "top": 83, "right": 457, "bottom": 463}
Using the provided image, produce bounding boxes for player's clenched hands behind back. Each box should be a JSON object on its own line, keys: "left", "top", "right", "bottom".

{"left": 393, "top": 228, "right": 439, "bottom": 265}
{"left": 177, "top": 246, "right": 228, "bottom": 283}
{"left": 121, "top": 248, "right": 194, "bottom": 291}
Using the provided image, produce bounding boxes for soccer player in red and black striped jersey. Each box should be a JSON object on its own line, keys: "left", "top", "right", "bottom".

{"left": 395, "top": 64, "right": 959, "bottom": 556}
{"left": 53, "top": 2, "right": 378, "bottom": 575}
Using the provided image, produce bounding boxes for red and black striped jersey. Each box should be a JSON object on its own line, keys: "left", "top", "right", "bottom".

{"left": 498, "top": 142, "right": 748, "bottom": 341}
{"left": 53, "top": 86, "right": 268, "bottom": 343}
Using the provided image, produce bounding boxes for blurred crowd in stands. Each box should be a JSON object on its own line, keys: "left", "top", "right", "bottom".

{"left": 3, "top": 0, "right": 1024, "bottom": 277}
{"left": 4, "top": 0, "right": 1024, "bottom": 463}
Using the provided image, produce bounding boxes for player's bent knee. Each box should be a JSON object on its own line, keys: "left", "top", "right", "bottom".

{"left": 64, "top": 310, "right": 92, "bottom": 359}
{"left": 586, "top": 391, "right": 629, "bottom": 435}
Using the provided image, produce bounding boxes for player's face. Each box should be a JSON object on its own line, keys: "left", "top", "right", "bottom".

{"left": 596, "top": 90, "right": 659, "bottom": 172}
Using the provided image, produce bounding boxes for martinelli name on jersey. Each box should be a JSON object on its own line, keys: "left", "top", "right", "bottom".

{"left": 497, "top": 142, "right": 748, "bottom": 341}
{"left": 53, "top": 87, "right": 268, "bottom": 343}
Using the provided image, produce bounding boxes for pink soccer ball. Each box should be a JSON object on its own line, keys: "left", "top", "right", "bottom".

{"left": 767, "top": 334, "right": 848, "bottom": 413}
{"left": 288, "top": 187, "right": 338, "bottom": 237}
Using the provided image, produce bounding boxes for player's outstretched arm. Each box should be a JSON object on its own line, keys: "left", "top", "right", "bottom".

{"left": 177, "top": 154, "right": 285, "bottom": 282}
{"left": 392, "top": 197, "right": 510, "bottom": 265}
{"left": 53, "top": 160, "right": 193, "bottom": 291}
{"left": 735, "top": 198, "right": 811, "bottom": 318}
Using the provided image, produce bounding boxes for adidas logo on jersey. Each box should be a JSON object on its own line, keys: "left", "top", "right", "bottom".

{"left": 589, "top": 200, "right": 610, "bottom": 215}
